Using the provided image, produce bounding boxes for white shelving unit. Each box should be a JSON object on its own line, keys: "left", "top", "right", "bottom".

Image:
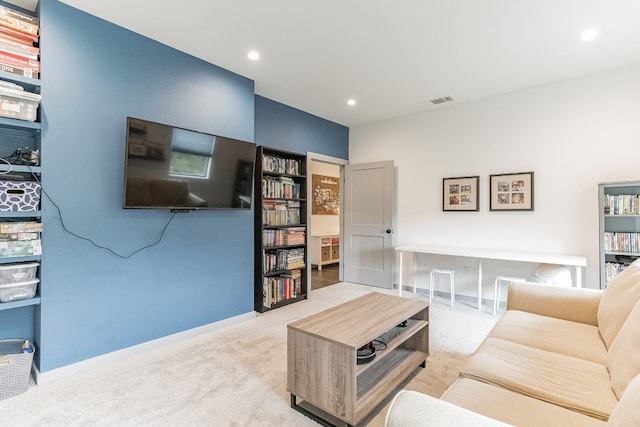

{"left": 310, "top": 233, "right": 339, "bottom": 270}
{"left": 598, "top": 181, "right": 640, "bottom": 289}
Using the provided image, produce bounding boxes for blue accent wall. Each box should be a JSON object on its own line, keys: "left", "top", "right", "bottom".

{"left": 255, "top": 96, "right": 349, "bottom": 158}
{"left": 31, "top": 0, "right": 348, "bottom": 372}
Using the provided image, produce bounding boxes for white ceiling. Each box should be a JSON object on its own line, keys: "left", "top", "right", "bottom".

{"left": 54, "top": 0, "right": 640, "bottom": 127}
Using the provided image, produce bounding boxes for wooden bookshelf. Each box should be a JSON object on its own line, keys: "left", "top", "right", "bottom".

{"left": 254, "top": 146, "right": 308, "bottom": 312}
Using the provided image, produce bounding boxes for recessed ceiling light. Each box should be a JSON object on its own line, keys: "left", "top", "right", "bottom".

{"left": 580, "top": 29, "right": 598, "bottom": 42}
{"left": 347, "top": 99, "right": 356, "bottom": 106}
{"left": 248, "top": 51, "right": 260, "bottom": 60}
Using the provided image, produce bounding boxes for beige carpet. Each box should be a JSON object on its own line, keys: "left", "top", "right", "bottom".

{"left": 0, "top": 282, "right": 499, "bottom": 426}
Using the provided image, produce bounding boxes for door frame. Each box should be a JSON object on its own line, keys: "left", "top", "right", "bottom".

{"left": 306, "top": 152, "right": 349, "bottom": 292}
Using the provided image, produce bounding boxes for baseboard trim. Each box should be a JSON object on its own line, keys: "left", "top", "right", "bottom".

{"left": 33, "top": 311, "right": 256, "bottom": 385}
{"left": 395, "top": 284, "right": 496, "bottom": 307}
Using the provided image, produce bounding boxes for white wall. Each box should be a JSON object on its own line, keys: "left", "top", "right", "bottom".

{"left": 349, "top": 63, "right": 640, "bottom": 297}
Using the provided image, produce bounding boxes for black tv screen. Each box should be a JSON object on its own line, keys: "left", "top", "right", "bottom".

{"left": 123, "top": 117, "right": 256, "bottom": 210}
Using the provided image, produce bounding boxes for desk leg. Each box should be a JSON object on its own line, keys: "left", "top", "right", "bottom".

{"left": 412, "top": 252, "right": 417, "bottom": 294}
{"left": 575, "top": 266, "right": 582, "bottom": 288}
{"left": 477, "top": 259, "right": 483, "bottom": 310}
{"left": 398, "top": 250, "right": 404, "bottom": 296}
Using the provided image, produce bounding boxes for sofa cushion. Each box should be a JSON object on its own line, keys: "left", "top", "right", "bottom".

{"left": 507, "top": 282, "right": 601, "bottom": 326}
{"left": 385, "top": 389, "right": 510, "bottom": 427}
{"left": 608, "top": 299, "right": 640, "bottom": 399}
{"left": 608, "top": 374, "right": 640, "bottom": 426}
{"left": 489, "top": 310, "right": 607, "bottom": 364}
{"left": 598, "top": 258, "right": 640, "bottom": 349}
{"left": 441, "top": 378, "right": 605, "bottom": 427}
{"left": 459, "top": 337, "right": 617, "bottom": 420}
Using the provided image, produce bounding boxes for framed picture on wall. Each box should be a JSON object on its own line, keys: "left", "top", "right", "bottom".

{"left": 489, "top": 171, "right": 534, "bottom": 211}
{"left": 312, "top": 174, "right": 340, "bottom": 215}
{"left": 443, "top": 176, "right": 479, "bottom": 211}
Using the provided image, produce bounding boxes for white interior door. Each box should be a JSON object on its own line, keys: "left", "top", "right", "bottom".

{"left": 343, "top": 161, "right": 395, "bottom": 288}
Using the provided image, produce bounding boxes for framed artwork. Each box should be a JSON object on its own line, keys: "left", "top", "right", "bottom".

{"left": 490, "top": 171, "right": 534, "bottom": 211}
{"left": 312, "top": 174, "right": 340, "bottom": 215}
{"left": 443, "top": 176, "right": 479, "bottom": 211}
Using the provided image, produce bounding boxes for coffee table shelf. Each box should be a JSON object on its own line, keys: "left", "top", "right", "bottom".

{"left": 287, "top": 292, "right": 429, "bottom": 426}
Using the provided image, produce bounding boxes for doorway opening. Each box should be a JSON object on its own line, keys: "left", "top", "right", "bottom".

{"left": 307, "top": 153, "right": 347, "bottom": 291}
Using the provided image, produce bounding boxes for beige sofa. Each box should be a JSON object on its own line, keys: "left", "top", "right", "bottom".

{"left": 386, "top": 259, "right": 640, "bottom": 427}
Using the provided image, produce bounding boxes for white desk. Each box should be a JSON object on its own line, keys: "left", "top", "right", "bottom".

{"left": 395, "top": 244, "right": 587, "bottom": 309}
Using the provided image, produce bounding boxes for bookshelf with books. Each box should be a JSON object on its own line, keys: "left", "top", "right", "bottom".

{"left": 254, "top": 146, "right": 308, "bottom": 312}
{"left": 0, "top": 3, "right": 40, "bottom": 80}
{"left": 0, "top": 0, "right": 42, "bottom": 352}
{"left": 599, "top": 181, "right": 640, "bottom": 289}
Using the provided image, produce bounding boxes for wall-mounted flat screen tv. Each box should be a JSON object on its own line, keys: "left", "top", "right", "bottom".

{"left": 123, "top": 117, "right": 256, "bottom": 210}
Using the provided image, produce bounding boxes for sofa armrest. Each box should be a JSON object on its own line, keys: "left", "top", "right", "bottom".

{"left": 506, "top": 281, "right": 602, "bottom": 326}
{"left": 385, "top": 390, "right": 512, "bottom": 427}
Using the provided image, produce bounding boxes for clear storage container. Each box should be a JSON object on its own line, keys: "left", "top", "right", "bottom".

{"left": 0, "top": 84, "right": 41, "bottom": 121}
{"left": 0, "top": 262, "right": 38, "bottom": 284}
{"left": 0, "top": 278, "right": 38, "bottom": 302}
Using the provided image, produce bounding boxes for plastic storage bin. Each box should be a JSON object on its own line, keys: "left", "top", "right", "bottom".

{"left": 0, "top": 278, "right": 38, "bottom": 302}
{"left": 0, "top": 339, "right": 34, "bottom": 400}
{"left": 0, "top": 262, "right": 38, "bottom": 284}
{"left": 0, "top": 84, "right": 41, "bottom": 122}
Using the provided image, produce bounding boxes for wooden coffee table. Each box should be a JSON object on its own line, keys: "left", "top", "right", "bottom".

{"left": 287, "top": 292, "right": 429, "bottom": 426}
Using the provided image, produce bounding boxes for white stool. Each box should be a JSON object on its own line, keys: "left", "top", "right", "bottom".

{"left": 429, "top": 268, "right": 455, "bottom": 307}
{"left": 494, "top": 275, "right": 526, "bottom": 315}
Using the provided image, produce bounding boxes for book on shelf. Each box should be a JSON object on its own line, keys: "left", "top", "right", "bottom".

{"left": 0, "top": 61, "right": 38, "bottom": 78}
{"left": 605, "top": 262, "right": 629, "bottom": 287}
{"left": 0, "top": 27, "right": 37, "bottom": 48}
{"left": 262, "top": 176, "right": 301, "bottom": 199}
{"left": 0, "top": 238, "right": 41, "bottom": 256}
{"left": 0, "top": 231, "right": 39, "bottom": 241}
{"left": 0, "top": 24, "right": 38, "bottom": 44}
{"left": 0, "top": 50, "right": 38, "bottom": 71}
{"left": 262, "top": 227, "right": 306, "bottom": 247}
{"left": 262, "top": 154, "right": 300, "bottom": 175}
{"left": 263, "top": 247, "right": 305, "bottom": 273}
{"left": 262, "top": 268, "right": 302, "bottom": 308}
{"left": 281, "top": 247, "right": 305, "bottom": 269}
{"left": 284, "top": 227, "right": 306, "bottom": 245}
{"left": 0, "top": 33, "right": 38, "bottom": 53}
{"left": 0, "top": 6, "right": 39, "bottom": 37}
{"left": 0, "top": 5, "right": 39, "bottom": 26}
{"left": 603, "top": 232, "right": 640, "bottom": 254}
{"left": 604, "top": 194, "right": 639, "bottom": 215}
{"left": 262, "top": 200, "right": 300, "bottom": 226}
{"left": 0, "top": 43, "right": 37, "bottom": 61}
{"left": 0, "top": 221, "right": 42, "bottom": 233}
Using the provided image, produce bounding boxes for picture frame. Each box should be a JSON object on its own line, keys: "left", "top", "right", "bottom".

{"left": 489, "top": 171, "right": 534, "bottom": 211}
{"left": 443, "top": 176, "right": 479, "bottom": 211}
{"left": 312, "top": 174, "right": 340, "bottom": 215}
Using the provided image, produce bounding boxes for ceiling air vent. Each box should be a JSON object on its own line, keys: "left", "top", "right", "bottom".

{"left": 429, "top": 96, "right": 454, "bottom": 105}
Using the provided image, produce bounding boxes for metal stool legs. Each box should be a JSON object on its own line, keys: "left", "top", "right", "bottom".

{"left": 430, "top": 268, "right": 455, "bottom": 307}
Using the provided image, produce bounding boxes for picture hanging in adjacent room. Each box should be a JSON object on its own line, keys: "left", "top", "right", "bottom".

{"left": 442, "top": 176, "right": 479, "bottom": 211}
{"left": 312, "top": 174, "right": 340, "bottom": 215}
{"left": 489, "top": 171, "right": 534, "bottom": 211}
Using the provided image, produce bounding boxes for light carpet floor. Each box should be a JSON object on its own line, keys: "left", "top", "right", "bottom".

{"left": 0, "top": 282, "right": 499, "bottom": 426}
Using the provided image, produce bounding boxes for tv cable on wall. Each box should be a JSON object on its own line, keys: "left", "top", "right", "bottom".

{"left": 1, "top": 149, "right": 177, "bottom": 259}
